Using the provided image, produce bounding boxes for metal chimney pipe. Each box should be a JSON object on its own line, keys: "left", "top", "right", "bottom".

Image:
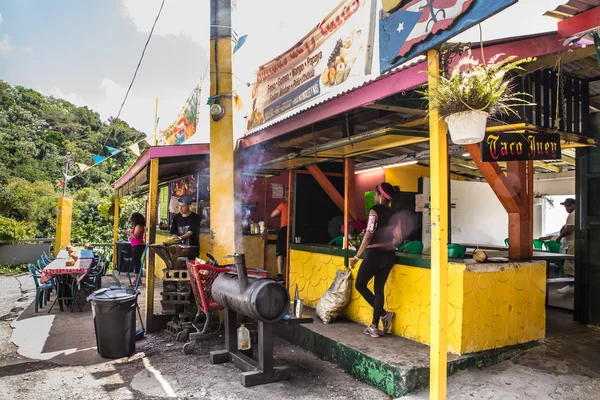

{"left": 232, "top": 253, "right": 248, "bottom": 294}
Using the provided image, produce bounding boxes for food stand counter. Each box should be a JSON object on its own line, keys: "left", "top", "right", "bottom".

{"left": 288, "top": 244, "right": 546, "bottom": 355}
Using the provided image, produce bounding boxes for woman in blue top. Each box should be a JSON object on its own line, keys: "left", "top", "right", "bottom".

{"left": 349, "top": 182, "right": 402, "bottom": 338}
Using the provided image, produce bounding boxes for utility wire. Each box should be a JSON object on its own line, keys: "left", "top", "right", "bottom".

{"left": 100, "top": 0, "right": 166, "bottom": 152}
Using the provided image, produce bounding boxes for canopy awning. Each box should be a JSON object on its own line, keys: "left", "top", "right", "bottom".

{"left": 113, "top": 144, "right": 210, "bottom": 198}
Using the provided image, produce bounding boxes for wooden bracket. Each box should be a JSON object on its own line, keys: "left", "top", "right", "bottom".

{"left": 306, "top": 164, "right": 358, "bottom": 221}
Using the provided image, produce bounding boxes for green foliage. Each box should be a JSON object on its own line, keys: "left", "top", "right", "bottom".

{"left": 420, "top": 53, "right": 534, "bottom": 119}
{"left": 0, "top": 263, "right": 28, "bottom": 276}
{"left": 0, "top": 216, "right": 32, "bottom": 240}
{"left": 0, "top": 80, "right": 150, "bottom": 247}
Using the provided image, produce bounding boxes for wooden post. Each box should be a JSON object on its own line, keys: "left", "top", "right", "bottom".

{"left": 285, "top": 171, "right": 293, "bottom": 288}
{"left": 209, "top": 0, "right": 239, "bottom": 260}
{"left": 145, "top": 158, "right": 159, "bottom": 331}
{"left": 54, "top": 196, "right": 73, "bottom": 257}
{"left": 263, "top": 177, "right": 268, "bottom": 271}
{"left": 343, "top": 158, "right": 356, "bottom": 249}
{"left": 427, "top": 49, "right": 448, "bottom": 400}
{"left": 112, "top": 196, "right": 120, "bottom": 267}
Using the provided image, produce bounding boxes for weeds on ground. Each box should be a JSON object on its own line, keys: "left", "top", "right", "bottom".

{"left": 0, "top": 263, "right": 28, "bottom": 276}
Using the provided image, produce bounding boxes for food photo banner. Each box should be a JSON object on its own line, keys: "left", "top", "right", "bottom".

{"left": 481, "top": 133, "right": 562, "bottom": 162}
{"left": 160, "top": 88, "right": 199, "bottom": 145}
{"left": 246, "top": 0, "right": 373, "bottom": 132}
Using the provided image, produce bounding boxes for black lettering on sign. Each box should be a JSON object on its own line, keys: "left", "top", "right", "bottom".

{"left": 480, "top": 133, "right": 561, "bottom": 162}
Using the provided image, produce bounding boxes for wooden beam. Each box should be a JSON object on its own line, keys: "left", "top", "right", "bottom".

{"left": 306, "top": 164, "right": 358, "bottom": 221}
{"left": 344, "top": 158, "right": 356, "bottom": 249}
{"left": 507, "top": 161, "right": 533, "bottom": 260}
{"left": 294, "top": 170, "right": 344, "bottom": 178}
{"left": 534, "top": 161, "right": 562, "bottom": 172}
{"left": 464, "top": 144, "right": 524, "bottom": 214}
{"left": 285, "top": 171, "right": 293, "bottom": 288}
{"left": 363, "top": 103, "right": 428, "bottom": 116}
{"left": 145, "top": 157, "right": 159, "bottom": 332}
{"left": 427, "top": 49, "right": 448, "bottom": 400}
{"left": 558, "top": 6, "right": 600, "bottom": 39}
{"left": 112, "top": 197, "right": 120, "bottom": 268}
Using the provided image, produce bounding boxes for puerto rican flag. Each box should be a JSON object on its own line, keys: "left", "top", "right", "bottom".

{"left": 380, "top": 0, "right": 474, "bottom": 59}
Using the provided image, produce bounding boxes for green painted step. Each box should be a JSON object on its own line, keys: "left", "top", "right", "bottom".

{"left": 275, "top": 308, "right": 536, "bottom": 398}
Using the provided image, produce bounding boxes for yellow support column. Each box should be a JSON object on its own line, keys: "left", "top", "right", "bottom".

{"left": 428, "top": 49, "right": 449, "bottom": 400}
{"left": 145, "top": 158, "right": 159, "bottom": 331}
{"left": 209, "top": 0, "right": 240, "bottom": 260}
{"left": 112, "top": 196, "right": 120, "bottom": 268}
{"left": 54, "top": 196, "right": 73, "bottom": 257}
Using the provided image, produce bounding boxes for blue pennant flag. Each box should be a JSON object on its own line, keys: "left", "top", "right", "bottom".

{"left": 233, "top": 34, "right": 248, "bottom": 54}
{"left": 106, "top": 146, "right": 121, "bottom": 155}
{"left": 91, "top": 155, "right": 105, "bottom": 164}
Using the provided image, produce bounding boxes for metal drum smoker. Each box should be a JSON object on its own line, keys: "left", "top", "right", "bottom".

{"left": 209, "top": 253, "right": 292, "bottom": 387}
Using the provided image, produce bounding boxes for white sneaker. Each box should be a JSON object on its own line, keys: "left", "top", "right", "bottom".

{"left": 556, "top": 285, "right": 574, "bottom": 294}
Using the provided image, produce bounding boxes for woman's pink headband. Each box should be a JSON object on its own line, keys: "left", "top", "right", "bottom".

{"left": 377, "top": 185, "right": 392, "bottom": 200}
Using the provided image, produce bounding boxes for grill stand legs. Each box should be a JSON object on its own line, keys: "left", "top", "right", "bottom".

{"left": 210, "top": 308, "right": 291, "bottom": 387}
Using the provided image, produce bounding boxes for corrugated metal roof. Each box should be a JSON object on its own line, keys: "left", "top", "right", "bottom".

{"left": 544, "top": 0, "right": 600, "bottom": 20}
{"left": 242, "top": 56, "right": 426, "bottom": 138}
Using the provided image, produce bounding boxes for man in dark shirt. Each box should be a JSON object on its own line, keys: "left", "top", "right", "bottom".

{"left": 170, "top": 195, "right": 201, "bottom": 247}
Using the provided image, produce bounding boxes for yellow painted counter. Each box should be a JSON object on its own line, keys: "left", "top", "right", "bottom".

{"left": 288, "top": 244, "right": 546, "bottom": 355}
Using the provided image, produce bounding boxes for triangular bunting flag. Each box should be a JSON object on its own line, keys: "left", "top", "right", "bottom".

{"left": 233, "top": 34, "right": 248, "bottom": 54}
{"left": 106, "top": 146, "right": 121, "bottom": 155}
{"left": 145, "top": 136, "right": 154, "bottom": 146}
{"left": 76, "top": 163, "right": 90, "bottom": 172}
{"left": 65, "top": 175, "right": 75, "bottom": 181}
{"left": 128, "top": 142, "right": 140, "bottom": 156}
{"left": 91, "top": 156, "right": 105, "bottom": 164}
{"left": 234, "top": 93, "right": 243, "bottom": 111}
{"left": 55, "top": 180, "right": 65, "bottom": 187}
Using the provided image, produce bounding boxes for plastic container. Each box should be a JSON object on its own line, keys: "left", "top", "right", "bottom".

{"left": 237, "top": 324, "right": 251, "bottom": 351}
{"left": 87, "top": 287, "right": 138, "bottom": 359}
{"left": 445, "top": 110, "right": 489, "bottom": 144}
{"left": 447, "top": 243, "right": 466, "bottom": 258}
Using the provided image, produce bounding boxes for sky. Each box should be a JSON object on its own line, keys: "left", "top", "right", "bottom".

{"left": 0, "top": 0, "right": 566, "bottom": 146}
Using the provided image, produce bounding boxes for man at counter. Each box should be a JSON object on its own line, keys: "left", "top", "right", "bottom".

{"left": 270, "top": 188, "right": 288, "bottom": 283}
{"left": 171, "top": 195, "right": 201, "bottom": 247}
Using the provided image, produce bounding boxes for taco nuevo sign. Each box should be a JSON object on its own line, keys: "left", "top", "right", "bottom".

{"left": 246, "top": 0, "right": 372, "bottom": 131}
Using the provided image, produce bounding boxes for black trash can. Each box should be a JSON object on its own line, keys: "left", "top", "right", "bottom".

{"left": 116, "top": 241, "right": 132, "bottom": 273}
{"left": 87, "top": 287, "right": 138, "bottom": 359}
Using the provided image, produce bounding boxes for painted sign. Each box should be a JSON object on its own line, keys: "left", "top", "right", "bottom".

{"left": 246, "top": 0, "right": 372, "bottom": 132}
{"left": 379, "top": 0, "right": 518, "bottom": 73}
{"left": 160, "top": 88, "right": 199, "bottom": 145}
{"left": 481, "top": 133, "right": 562, "bottom": 162}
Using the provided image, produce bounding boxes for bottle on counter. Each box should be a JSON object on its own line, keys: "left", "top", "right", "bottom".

{"left": 237, "top": 324, "right": 251, "bottom": 350}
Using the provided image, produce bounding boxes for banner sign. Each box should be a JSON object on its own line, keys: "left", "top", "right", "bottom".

{"left": 481, "top": 133, "right": 562, "bottom": 162}
{"left": 379, "top": 0, "right": 518, "bottom": 73}
{"left": 160, "top": 88, "right": 199, "bottom": 145}
{"left": 246, "top": 0, "right": 372, "bottom": 132}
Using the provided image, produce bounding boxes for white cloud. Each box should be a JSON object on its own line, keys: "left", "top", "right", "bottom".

{"left": 0, "top": 34, "right": 12, "bottom": 53}
{"left": 22, "top": 47, "right": 33, "bottom": 53}
{"left": 38, "top": 87, "right": 88, "bottom": 107}
{"left": 121, "top": 0, "right": 209, "bottom": 48}
{"left": 0, "top": 12, "right": 4, "bottom": 26}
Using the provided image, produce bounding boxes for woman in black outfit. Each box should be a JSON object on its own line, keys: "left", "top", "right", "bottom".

{"left": 349, "top": 182, "right": 402, "bottom": 338}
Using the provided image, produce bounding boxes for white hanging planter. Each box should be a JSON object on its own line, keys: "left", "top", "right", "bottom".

{"left": 444, "top": 110, "right": 489, "bottom": 145}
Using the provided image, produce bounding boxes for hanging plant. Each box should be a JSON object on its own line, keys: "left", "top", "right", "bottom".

{"left": 534, "top": 192, "right": 554, "bottom": 208}
{"left": 421, "top": 53, "right": 534, "bottom": 144}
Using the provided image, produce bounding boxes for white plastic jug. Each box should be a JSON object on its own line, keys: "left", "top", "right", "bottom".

{"left": 237, "top": 324, "right": 251, "bottom": 350}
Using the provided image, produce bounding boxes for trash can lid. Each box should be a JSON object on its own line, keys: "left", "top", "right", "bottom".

{"left": 87, "top": 286, "right": 138, "bottom": 303}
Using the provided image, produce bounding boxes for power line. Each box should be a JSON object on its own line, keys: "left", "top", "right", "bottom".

{"left": 101, "top": 0, "right": 166, "bottom": 151}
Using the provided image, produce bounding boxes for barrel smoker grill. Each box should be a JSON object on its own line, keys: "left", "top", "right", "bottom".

{"left": 210, "top": 253, "right": 292, "bottom": 387}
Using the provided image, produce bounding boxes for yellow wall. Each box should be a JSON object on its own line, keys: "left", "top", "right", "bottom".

{"left": 289, "top": 249, "right": 546, "bottom": 354}
{"left": 385, "top": 164, "right": 469, "bottom": 193}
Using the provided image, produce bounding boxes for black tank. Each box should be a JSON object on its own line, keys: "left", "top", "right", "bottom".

{"left": 370, "top": 204, "right": 395, "bottom": 245}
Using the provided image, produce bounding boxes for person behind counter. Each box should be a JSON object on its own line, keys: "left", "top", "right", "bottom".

{"left": 171, "top": 195, "right": 201, "bottom": 247}
{"left": 122, "top": 212, "right": 146, "bottom": 283}
{"left": 270, "top": 187, "right": 289, "bottom": 284}
{"left": 349, "top": 182, "right": 402, "bottom": 338}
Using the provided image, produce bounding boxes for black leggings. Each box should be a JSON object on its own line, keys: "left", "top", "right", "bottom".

{"left": 131, "top": 244, "right": 145, "bottom": 274}
{"left": 355, "top": 248, "right": 395, "bottom": 326}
